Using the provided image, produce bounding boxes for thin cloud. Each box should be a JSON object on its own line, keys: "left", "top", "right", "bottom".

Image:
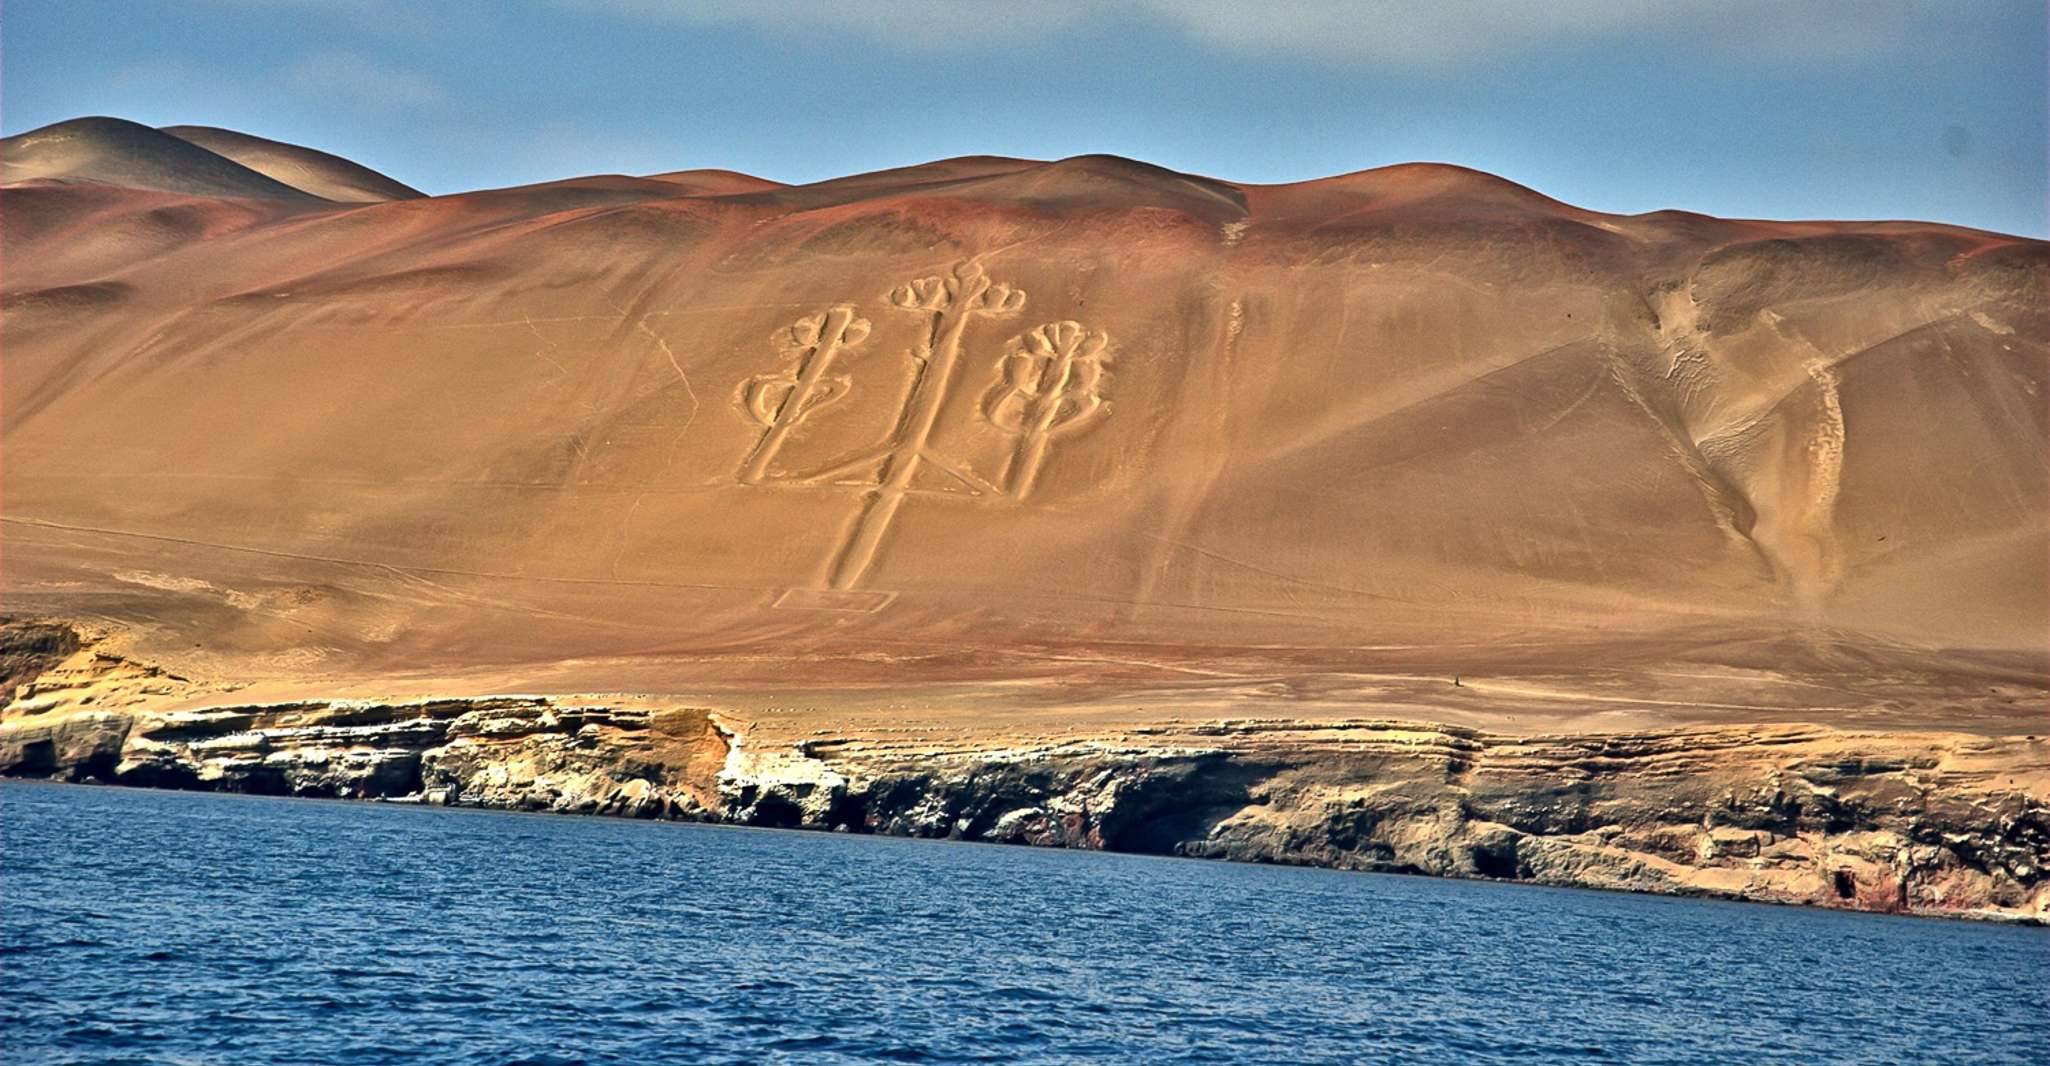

{"left": 551, "top": 0, "right": 1090, "bottom": 51}
{"left": 555, "top": 0, "right": 1982, "bottom": 65}
{"left": 106, "top": 50, "right": 447, "bottom": 116}
{"left": 284, "top": 51, "right": 447, "bottom": 109}
{"left": 1130, "top": 0, "right": 1937, "bottom": 63}
{"left": 191, "top": 0, "right": 441, "bottom": 37}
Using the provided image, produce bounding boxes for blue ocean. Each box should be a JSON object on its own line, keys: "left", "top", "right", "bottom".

{"left": 3, "top": 780, "right": 2044, "bottom": 1064}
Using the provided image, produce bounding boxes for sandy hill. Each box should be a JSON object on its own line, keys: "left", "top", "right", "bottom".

{"left": 1, "top": 120, "right": 2043, "bottom": 737}
{"left": 0, "top": 117, "right": 321, "bottom": 202}
{"left": 643, "top": 169, "right": 788, "bottom": 196}
{"left": 160, "top": 125, "right": 423, "bottom": 203}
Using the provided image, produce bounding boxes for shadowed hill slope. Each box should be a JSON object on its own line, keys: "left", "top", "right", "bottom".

{"left": 1, "top": 117, "right": 321, "bottom": 202}
{"left": 161, "top": 125, "right": 423, "bottom": 202}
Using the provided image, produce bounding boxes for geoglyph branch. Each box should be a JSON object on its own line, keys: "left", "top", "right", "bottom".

{"left": 736, "top": 305, "right": 870, "bottom": 483}
{"left": 983, "top": 321, "right": 1111, "bottom": 500}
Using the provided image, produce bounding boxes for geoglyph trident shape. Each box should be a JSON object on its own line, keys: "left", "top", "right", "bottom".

{"left": 732, "top": 261, "right": 1112, "bottom": 593}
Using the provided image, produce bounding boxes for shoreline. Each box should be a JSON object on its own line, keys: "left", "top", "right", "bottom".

{"left": 5, "top": 622, "right": 2045, "bottom": 927}
{"left": 5, "top": 775, "right": 2045, "bottom": 930}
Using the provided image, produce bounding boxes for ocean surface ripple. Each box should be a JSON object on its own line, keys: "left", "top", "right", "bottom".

{"left": 3, "top": 781, "right": 2045, "bottom": 1064}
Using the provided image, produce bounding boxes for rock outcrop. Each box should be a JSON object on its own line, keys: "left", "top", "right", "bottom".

{"left": 6, "top": 623, "right": 2042, "bottom": 923}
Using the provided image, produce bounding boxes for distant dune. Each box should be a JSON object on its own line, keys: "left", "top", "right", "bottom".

{"left": 1, "top": 116, "right": 323, "bottom": 201}
{"left": 3, "top": 118, "right": 2045, "bottom": 920}
{"left": 642, "top": 168, "right": 788, "bottom": 197}
{"left": 160, "top": 125, "right": 423, "bottom": 202}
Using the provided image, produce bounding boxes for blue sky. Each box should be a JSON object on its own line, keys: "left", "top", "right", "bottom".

{"left": 5, "top": 1, "right": 2045, "bottom": 236}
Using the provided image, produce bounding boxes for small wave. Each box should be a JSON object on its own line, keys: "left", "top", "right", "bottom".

{"left": 0, "top": 938, "right": 110, "bottom": 954}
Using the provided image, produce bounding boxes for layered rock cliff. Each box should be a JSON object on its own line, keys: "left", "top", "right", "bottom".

{"left": 7, "top": 623, "right": 2042, "bottom": 923}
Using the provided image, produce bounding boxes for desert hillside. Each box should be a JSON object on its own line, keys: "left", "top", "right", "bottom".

{"left": 3, "top": 116, "right": 2042, "bottom": 722}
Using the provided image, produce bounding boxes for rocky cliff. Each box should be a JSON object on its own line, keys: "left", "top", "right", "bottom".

{"left": 7, "top": 622, "right": 2042, "bottom": 923}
